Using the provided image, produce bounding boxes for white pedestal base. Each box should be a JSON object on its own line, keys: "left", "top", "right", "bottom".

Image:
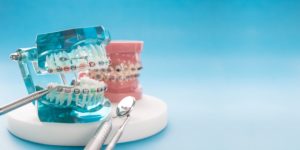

{"left": 6, "top": 95, "right": 167, "bottom": 146}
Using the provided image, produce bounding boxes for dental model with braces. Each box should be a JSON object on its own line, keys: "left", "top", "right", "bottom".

{"left": 6, "top": 31, "right": 169, "bottom": 147}
{"left": 11, "top": 26, "right": 112, "bottom": 123}
{"left": 87, "top": 41, "right": 143, "bottom": 103}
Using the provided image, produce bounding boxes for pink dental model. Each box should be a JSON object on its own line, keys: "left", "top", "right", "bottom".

{"left": 87, "top": 41, "right": 143, "bottom": 103}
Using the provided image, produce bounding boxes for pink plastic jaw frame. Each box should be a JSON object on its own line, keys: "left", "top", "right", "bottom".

{"left": 87, "top": 40, "right": 143, "bottom": 103}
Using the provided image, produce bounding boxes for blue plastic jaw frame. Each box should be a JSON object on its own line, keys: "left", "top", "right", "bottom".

{"left": 11, "top": 26, "right": 112, "bottom": 123}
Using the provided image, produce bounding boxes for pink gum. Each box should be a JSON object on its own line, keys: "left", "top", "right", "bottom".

{"left": 105, "top": 86, "right": 142, "bottom": 103}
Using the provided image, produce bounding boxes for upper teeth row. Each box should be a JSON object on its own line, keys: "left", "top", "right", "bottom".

{"left": 88, "top": 63, "right": 142, "bottom": 81}
{"left": 45, "top": 44, "right": 110, "bottom": 73}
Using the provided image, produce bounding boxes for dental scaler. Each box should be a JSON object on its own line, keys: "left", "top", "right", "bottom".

{"left": 2, "top": 26, "right": 112, "bottom": 123}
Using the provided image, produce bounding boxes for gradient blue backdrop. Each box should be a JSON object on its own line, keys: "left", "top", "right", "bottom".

{"left": 0, "top": 0, "right": 300, "bottom": 149}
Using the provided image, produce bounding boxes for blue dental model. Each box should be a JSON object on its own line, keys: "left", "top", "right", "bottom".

{"left": 11, "top": 26, "right": 111, "bottom": 123}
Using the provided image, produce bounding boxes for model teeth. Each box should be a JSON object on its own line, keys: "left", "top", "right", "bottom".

{"left": 88, "top": 63, "right": 142, "bottom": 82}
{"left": 45, "top": 44, "right": 109, "bottom": 74}
{"left": 67, "top": 93, "right": 72, "bottom": 106}
{"left": 44, "top": 77, "right": 106, "bottom": 108}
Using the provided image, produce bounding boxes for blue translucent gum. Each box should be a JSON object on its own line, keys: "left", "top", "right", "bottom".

{"left": 14, "top": 26, "right": 111, "bottom": 123}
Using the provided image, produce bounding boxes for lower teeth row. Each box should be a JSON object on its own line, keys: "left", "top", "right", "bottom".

{"left": 45, "top": 77, "right": 107, "bottom": 108}
{"left": 55, "top": 86, "right": 107, "bottom": 94}
{"left": 45, "top": 88, "right": 106, "bottom": 108}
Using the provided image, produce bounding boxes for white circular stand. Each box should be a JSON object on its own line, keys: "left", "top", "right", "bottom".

{"left": 6, "top": 95, "right": 168, "bottom": 146}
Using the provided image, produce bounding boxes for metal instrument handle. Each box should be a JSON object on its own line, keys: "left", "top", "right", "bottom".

{"left": 105, "top": 116, "right": 130, "bottom": 150}
{"left": 0, "top": 89, "right": 49, "bottom": 115}
{"left": 84, "top": 119, "right": 112, "bottom": 150}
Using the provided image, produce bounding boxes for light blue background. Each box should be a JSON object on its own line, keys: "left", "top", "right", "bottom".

{"left": 0, "top": 0, "right": 300, "bottom": 149}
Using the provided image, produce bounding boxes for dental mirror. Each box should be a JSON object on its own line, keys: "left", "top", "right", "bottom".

{"left": 105, "top": 96, "right": 136, "bottom": 150}
{"left": 116, "top": 96, "right": 136, "bottom": 117}
{"left": 85, "top": 96, "right": 136, "bottom": 150}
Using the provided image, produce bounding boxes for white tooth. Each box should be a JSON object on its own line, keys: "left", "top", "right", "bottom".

{"left": 68, "top": 52, "right": 76, "bottom": 71}
{"left": 55, "top": 95, "right": 60, "bottom": 105}
{"left": 100, "top": 93, "right": 104, "bottom": 103}
{"left": 82, "top": 46, "right": 92, "bottom": 60}
{"left": 94, "top": 97, "right": 99, "bottom": 105}
{"left": 85, "top": 46, "right": 97, "bottom": 69}
{"left": 75, "top": 48, "right": 81, "bottom": 59}
{"left": 81, "top": 94, "right": 87, "bottom": 107}
{"left": 71, "top": 49, "right": 78, "bottom": 63}
{"left": 91, "top": 46, "right": 98, "bottom": 57}
{"left": 76, "top": 46, "right": 83, "bottom": 57}
{"left": 97, "top": 94, "right": 103, "bottom": 105}
{"left": 104, "top": 58, "right": 109, "bottom": 68}
{"left": 47, "top": 91, "right": 56, "bottom": 102}
{"left": 91, "top": 46, "right": 101, "bottom": 66}
{"left": 79, "top": 50, "right": 88, "bottom": 64}
{"left": 93, "top": 95, "right": 100, "bottom": 105}
{"left": 74, "top": 49, "right": 86, "bottom": 71}
{"left": 87, "top": 93, "right": 94, "bottom": 106}
{"left": 53, "top": 53, "right": 60, "bottom": 66}
{"left": 67, "top": 52, "right": 72, "bottom": 62}
{"left": 54, "top": 91, "right": 61, "bottom": 105}
{"left": 51, "top": 92, "right": 57, "bottom": 102}
{"left": 82, "top": 46, "right": 89, "bottom": 58}
{"left": 61, "top": 52, "right": 68, "bottom": 67}
{"left": 86, "top": 46, "right": 94, "bottom": 59}
{"left": 64, "top": 53, "right": 70, "bottom": 67}
{"left": 61, "top": 52, "right": 67, "bottom": 67}
{"left": 94, "top": 93, "right": 101, "bottom": 105}
{"left": 90, "top": 45, "right": 99, "bottom": 55}
{"left": 49, "top": 54, "right": 56, "bottom": 70}
{"left": 97, "top": 45, "right": 108, "bottom": 65}
{"left": 58, "top": 52, "right": 63, "bottom": 60}
{"left": 67, "top": 93, "right": 73, "bottom": 106}
{"left": 89, "top": 93, "right": 96, "bottom": 106}
{"left": 97, "top": 45, "right": 105, "bottom": 56}
{"left": 79, "top": 60, "right": 87, "bottom": 67}
{"left": 57, "top": 53, "right": 64, "bottom": 69}
{"left": 58, "top": 92, "right": 66, "bottom": 105}
{"left": 91, "top": 96, "right": 97, "bottom": 105}
{"left": 75, "top": 92, "right": 80, "bottom": 106}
